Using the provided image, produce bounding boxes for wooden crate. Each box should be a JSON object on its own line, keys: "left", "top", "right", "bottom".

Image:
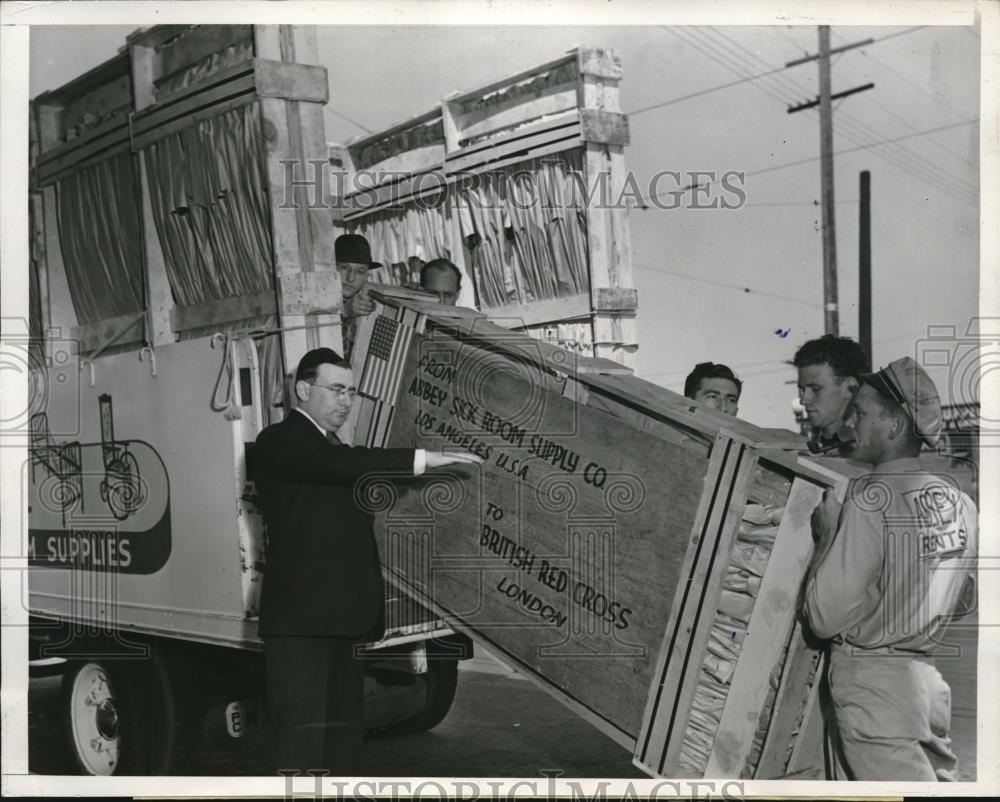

{"left": 351, "top": 289, "right": 862, "bottom": 777}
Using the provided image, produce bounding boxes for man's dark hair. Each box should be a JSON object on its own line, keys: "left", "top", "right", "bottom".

{"left": 420, "top": 258, "right": 462, "bottom": 289}
{"left": 792, "top": 335, "right": 869, "bottom": 379}
{"left": 684, "top": 362, "right": 743, "bottom": 399}
{"left": 295, "top": 348, "right": 349, "bottom": 383}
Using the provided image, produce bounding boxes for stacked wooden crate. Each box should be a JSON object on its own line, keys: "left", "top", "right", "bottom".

{"left": 331, "top": 46, "right": 638, "bottom": 368}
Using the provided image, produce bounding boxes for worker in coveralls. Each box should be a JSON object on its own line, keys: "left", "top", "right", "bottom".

{"left": 803, "top": 356, "right": 977, "bottom": 780}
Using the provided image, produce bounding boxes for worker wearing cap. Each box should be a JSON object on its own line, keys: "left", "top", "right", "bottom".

{"left": 335, "top": 234, "right": 381, "bottom": 359}
{"left": 803, "top": 356, "right": 978, "bottom": 780}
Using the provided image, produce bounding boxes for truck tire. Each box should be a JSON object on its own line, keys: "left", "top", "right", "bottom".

{"left": 62, "top": 646, "right": 203, "bottom": 775}
{"left": 62, "top": 659, "right": 129, "bottom": 775}
{"left": 397, "top": 658, "right": 459, "bottom": 734}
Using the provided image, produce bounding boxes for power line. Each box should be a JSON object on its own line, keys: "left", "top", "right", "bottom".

{"left": 677, "top": 27, "right": 978, "bottom": 205}
{"left": 323, "top": 105, "right": 372, "bottom": 134}
{"left": 627, "top": 65, "right": 790, "bottom": 116}
{"left": 744, "top": 199, "right": 858, "bottom": 207}
{"left": 631, "top": 25, "right": 927, "bottom": 119}
{"left": 743, "top": 119, "right": 978, "bottom": 178}
{"left": 703, "top": 27, "right": 979, "bottom": 204}
{"left": 633, "top": 261, "right": 821, "bottom": 307}
{"left": 640, "top": 26, "right": 979, "bottom": 205}
{"left": 636, "top": 118, "right": 977, "bottom": 207}
{"left": 694, "top": 26, "right": 975, "bottom": 203}
{"left": 812, "top": 28, "right": 977, "bottom": 170}
{"left": 729, "top": 27, "right": 979, "bottom": 201}
{"left": 870, "top": 26, "right": 929, "bottom": 45}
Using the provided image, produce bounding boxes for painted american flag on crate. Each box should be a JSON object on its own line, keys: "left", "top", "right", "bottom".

{"left": 356, "top": 309, "right": 422, "bottom": 447}
{"left": 359, "top": 314, "right": 414, "bottom": 401}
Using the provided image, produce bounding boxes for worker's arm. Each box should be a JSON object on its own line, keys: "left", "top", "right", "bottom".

{"left": 803, "top": 483, "right": 883, "bottom": 640}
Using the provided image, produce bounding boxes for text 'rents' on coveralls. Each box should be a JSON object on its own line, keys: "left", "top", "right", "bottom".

{"left": 804, "top": 457, "right": 977, "bottom": 781}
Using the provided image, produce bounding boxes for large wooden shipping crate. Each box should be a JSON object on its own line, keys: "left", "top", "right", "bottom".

{"left": 351, "top": 289, "right": 858, "bottom": 779}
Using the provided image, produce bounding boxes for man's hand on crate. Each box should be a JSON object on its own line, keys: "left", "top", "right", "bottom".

{"left": 426, "top": 451, "right": 484, "bottom": 470}
{"left": 811, "top": 488, "right": 842, "bottom": 544}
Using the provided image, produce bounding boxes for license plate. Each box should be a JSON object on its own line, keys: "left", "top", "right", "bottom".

{"left": 225, "top": 698, "right": 268, "bottom": 738}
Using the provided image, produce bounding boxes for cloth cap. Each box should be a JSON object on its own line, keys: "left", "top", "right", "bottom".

{"left": 335, "top": 234, "right": 381, "bottom": 269}
{"left": 860, "top": 356, "right": 942, "bottom": 448}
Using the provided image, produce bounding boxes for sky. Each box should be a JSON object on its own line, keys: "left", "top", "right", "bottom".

{"left": 23, "top": 12, "right": 984, "bottom": 429}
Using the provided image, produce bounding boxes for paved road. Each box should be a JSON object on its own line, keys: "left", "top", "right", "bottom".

{"left": 29, "top": 620, "right": 977, "bottom": 779}
{"left": 29, "top": 648, "right": 644, "bottom": 778}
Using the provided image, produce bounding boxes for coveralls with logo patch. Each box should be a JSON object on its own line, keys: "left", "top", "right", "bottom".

{"left": 804, "top": 457, "right": 977, "bottom": 780}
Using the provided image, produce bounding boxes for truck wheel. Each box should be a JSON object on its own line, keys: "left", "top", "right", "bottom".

{"left": 63, "top": 660, "right": 126, "bottom": 775}
{"left": 399, "top": 658, "right": 459, "bottom": 733}
{"left": 62, "top": 648, "right": 203, "bottom": 775}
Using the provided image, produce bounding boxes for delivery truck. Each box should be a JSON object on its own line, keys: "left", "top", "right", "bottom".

{"left": 27, "top": 24, "right": 642, "bottom": 778}
{"left": 26, "top": 23, "right": 475, "bottom": 776}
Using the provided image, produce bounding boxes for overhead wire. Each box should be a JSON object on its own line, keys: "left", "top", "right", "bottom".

{"left": 323, "top": 105, "right": 373, "bottom": 134}
{"left": 781, "top": 27, "right": 977, "bottom": 175}
{"left": 742, "top": 120, "right": 978, "bottom": 178}
{"left": 632, "top": 261, "right": 822, "bottom": 307}
{"left": 675, "top": 26, "right": 975, "bottom": 204}
{"left": 648, "top": 28, "right": 977, "bottom": 207}
{"left": 627, "top": 26, "right": 927, "bottom": 118}
{"left": 627, "top": 66, "right": 790, "bottom": 116}
{"left": 699, "top": 26, "right": 979, "bottom": 205}
{"left": 709, "top": 26, "right": 979, "bottom": 203}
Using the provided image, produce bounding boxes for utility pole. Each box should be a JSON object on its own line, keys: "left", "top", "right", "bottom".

{"left": 787, "top": 27, "right": 874, "bottom": 337}
{"left": 859, "top": 170, "right": 872, "bottom": 362}
{"left": 818, "top": 27, "right": 838, "bottom": 336}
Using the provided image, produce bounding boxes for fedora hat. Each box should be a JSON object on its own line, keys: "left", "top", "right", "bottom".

{"left": 335, "top": 234, "right": 382, "bottom": 269}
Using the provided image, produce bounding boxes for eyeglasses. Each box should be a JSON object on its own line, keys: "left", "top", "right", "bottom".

{"left": 309, "top": 382, "right": 357, "bottom": 400}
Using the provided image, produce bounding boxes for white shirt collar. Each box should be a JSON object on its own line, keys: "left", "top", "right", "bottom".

{"left": 294, "top": 407, "right": 328, "bottom": 437}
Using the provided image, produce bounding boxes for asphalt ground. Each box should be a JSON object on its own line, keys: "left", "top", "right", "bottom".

{"left": 27, "top": 617, "right": 977, "bottom": 779}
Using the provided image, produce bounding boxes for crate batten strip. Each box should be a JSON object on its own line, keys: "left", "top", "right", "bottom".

{"left": 634, "top": 436, "right": 751, "bottom": 775}
{"left": 634, "top": 434, "right": 731, "bottom": 764}
{"left": 754, "top": 619, "right": 822, "bottom": 777}
{"left": 658, "top": 441, "right": 755, "bottom": 776}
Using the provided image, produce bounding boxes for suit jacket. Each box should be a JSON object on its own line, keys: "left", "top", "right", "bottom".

{"left": 253, "top": 409, "right": 415, "bottom": 639}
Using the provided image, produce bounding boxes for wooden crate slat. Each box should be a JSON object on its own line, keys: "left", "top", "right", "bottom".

{"left": 703, "top": 476, "right": 823, "bottom": 777}
{"left": 156, "top": 24, "right": 254, "bottom": 81}
{"left": 633, "top": 435, "right": 747, "bottom": 775}
{"left": 130, "top": 70, "right": 257, "bottom": 146}
{"left": 658, "top": 440, "right": 756, "bottom": 775}
{"left": 753, "top": 621, "right": 823, "bottom": 778}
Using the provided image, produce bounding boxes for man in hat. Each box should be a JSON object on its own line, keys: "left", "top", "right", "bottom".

{"left": 793, "top": 335, "right": 870, "bottom": 454}
{"left": 803, "top": 356, "right": 978, "bottom": 780}
{"left": 683, "top": 362, "right": 742, "bottom": 416}
{"left": 335, "top": 234, "right": 380, "bottom": 359}
{"left": 254, "top": 347, "right": 481, "bottom": 774}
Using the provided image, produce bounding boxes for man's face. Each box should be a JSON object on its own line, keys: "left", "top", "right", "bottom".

{"left": 422, "top": 267, "right": 459, "bottom": 305}
{"left": 298, "top": 363, "right": 356, "bottom": 432}
{"left": 846, "top": 384, "right": 895, "bottom": 464}
{"left": 337, "top": 261, "right": 369, "bottom": 300}
{"left": 797, "top": 363, "right": 856, "bottom": 436}
{"left": 693, "top": 377, "right": 740, "bottom": 416}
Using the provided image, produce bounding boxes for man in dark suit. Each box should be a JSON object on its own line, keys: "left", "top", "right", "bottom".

{"left": 253, "top": 347, "right": 480, "bottom": 774}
